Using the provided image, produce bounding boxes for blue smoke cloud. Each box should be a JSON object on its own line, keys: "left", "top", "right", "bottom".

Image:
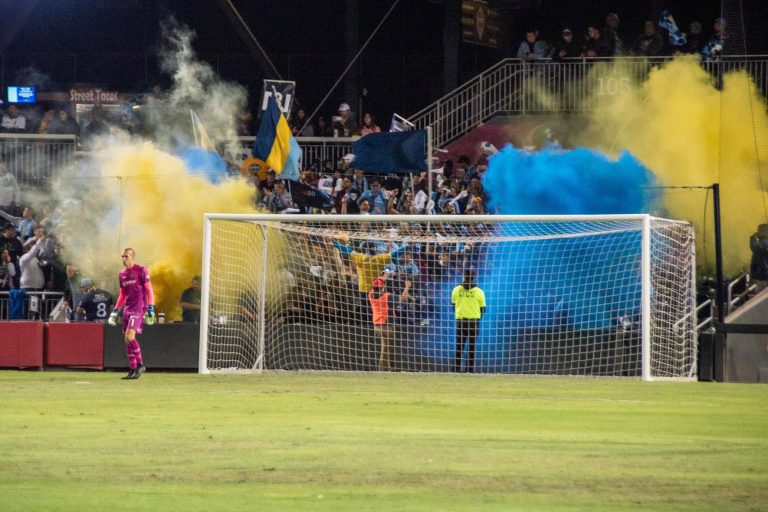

{"left": 484, "top": 145, "right": 657, "bottom": 215}
{"left": 412, "top": 145, "right": 658, "bottom": 372}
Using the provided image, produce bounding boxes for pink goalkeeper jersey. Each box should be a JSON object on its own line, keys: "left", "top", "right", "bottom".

{"left": 119, "top": 264, "right": 150, "bottom": 314}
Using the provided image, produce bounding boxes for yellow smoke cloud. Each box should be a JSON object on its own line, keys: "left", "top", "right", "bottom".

{"left": 63, "top": 140, "right": 260, "bottom": 320}
{"left": 580, "top": 56, "right": 768, "bottom": 276}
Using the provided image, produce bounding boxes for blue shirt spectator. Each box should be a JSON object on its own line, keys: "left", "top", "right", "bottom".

{"left": 358, "top": 180, "right": 388, "bottom": 214}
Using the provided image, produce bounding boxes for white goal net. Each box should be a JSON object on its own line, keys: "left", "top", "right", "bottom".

{"left": 200, "top": 214, "right": 697, "bottom": 380}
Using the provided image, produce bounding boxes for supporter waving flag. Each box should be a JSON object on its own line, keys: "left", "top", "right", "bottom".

{"left": 253, "top": 94, "right": 301, "bottom": 181}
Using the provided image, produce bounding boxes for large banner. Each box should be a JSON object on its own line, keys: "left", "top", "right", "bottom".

{"left": 461, "top": 0, "right": 499, "bottom": 48}
{"left": 260, "top": 80, "right": 295, "bottom": 119}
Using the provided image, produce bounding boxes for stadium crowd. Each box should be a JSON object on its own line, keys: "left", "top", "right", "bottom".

{"left": 0, "top": 10, "right": 749, "bottom": 322}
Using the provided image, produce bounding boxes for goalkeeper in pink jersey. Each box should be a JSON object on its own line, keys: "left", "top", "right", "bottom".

{"left": 108, "top": 248, "right": 156, "bottom": 380}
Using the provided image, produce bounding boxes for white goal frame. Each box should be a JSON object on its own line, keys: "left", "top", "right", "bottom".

{"left": 199, "top": 213, "right": 697, "bottom": 381}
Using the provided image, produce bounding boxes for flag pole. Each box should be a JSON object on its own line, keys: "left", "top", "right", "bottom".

{"left": 426, "top": 125, "right": 433, "bottom": 214}
{"left": 190, "top": 110, "right": 199, "bottom": 147}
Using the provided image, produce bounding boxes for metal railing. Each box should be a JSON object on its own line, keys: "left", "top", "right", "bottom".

{"left": 0, "top": 134, "right": 77, "bottom": 188}
{"left": 0, "top": 290, "right": 65, "bottom": 321}
{"left": 410, "top": 56, "right": 768, "bottom": 149}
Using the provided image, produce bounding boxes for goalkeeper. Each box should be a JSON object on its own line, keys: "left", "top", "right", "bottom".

{"left": 108, "top": 248, "right": 156, "bottom": 380}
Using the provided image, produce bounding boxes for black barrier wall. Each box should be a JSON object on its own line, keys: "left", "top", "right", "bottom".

{"left": 104, "top": 323, "right": 200, "bottom": 369}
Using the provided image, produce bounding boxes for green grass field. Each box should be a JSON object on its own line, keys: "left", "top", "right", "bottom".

{"left": 1, "top": 371, "right": 766, "bottom": 511}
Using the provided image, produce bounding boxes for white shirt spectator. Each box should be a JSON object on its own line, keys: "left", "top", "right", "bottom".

{"left": 0, "top": 164, "right": 20, "bottom": 209}
{"left": 19, "top": 240, "right": 46, "bottom": 290}
{"left": 1, "top": 108, "right": 26, "bottom": 132}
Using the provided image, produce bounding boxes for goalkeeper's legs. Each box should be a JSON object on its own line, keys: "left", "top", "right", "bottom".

{"left": 121, "top": 313, "right": 146, "bottom": 379}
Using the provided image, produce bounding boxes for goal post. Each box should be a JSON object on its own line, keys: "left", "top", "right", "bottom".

{"left": 199, "top": 214, "right": 697, "bottom": 380}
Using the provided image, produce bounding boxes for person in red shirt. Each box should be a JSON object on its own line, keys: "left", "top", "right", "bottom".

{"left": 368, "top": 277, "right": 395, "bottom": 371}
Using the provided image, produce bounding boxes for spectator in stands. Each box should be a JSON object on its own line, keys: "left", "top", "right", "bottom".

{"left": 0, "top": 206, "right": 36, "bottom": 242}
{"left": 291, "top": 108, "right": 314, "bottom": 136}
{"left": 0, "top": 248, "right": 16, "bottom": 291}
{"left": 382, "top": 248, "right": 423, "bottom": 325}
{"left": 358, "top": 178, "right": 388, "bottom": 214}
{"left": 632, "top": 20, "right": 664, "bottom": 56}
{"left": 701, "top": 17, "right": 726, "bottom": 61}
{"left": 19, "top": 235, "right": 46, "bottom": 305}
{"left": 65, "top": 264, "right": 82, "bottom": 320}
{"left": 258, "top": 169, "right": 278, "bottom": 198}
{"left": 81, "top": 106, "right": 110, "bottom": 144}
{"left": 516, "top": 29, "right": 548, "bottom": 62}
{"left": 0, "top": 223, "right": 22, "bottom": 287}
{"left": 0, "top": 161, "right": 20, "bottom": 214}
{"left": 368, "top": 277, "right": 395, "bottom": 370}
{"left": 25, "top": 225, "right": 56, "bottom": 289}
{"left": 268, "top": 179, "right": 297, "bottom": 213}
{"left": 750, "top": 224, "right": 768, "bottom": 293}
{"left": 683, "top": 21, "right": 704, "bottom": 54}
{"left": 603, "top": 13, "right": 624, "bottom": 56}
{"left": 37, "top": 109, "right": 56, "bottom": 134}
{"left": 337, "top": 177, "right": 361, "bottom": 214}
{"left": 358, "top": 198, "right": 372, "bottom": 215}
{"left": 351, "top": 168, "right": 369, "bottom": 193}
{"left": 552, "top": 28, "right": 581, "bottom": 60}
{"left": 179, "top": 275, "right": 202, "bottom": 322}
{"left": 316, "top": 116, "right": 332, "bottom": 137}
{"left": 582, "top": 24, "right": 613, "bottom": 58}
{"left": 359, "top": 113, "right": 381, "bottom": 136}
{"left": 456, "top": 155, "right": 477, "bottom": 183}
{"left": 76, "top": 277, "right": 113, "bottom": 322}
{"left": 332, "top": 103, "right": 358, "bottom": 137}
{"left": 1, "top": 105, "right": 27, "bottom": 133}
{"left": 48, "top": 109, "right": 80, "bottom": 136}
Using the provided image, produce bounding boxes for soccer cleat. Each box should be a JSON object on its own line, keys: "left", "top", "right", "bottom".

{"left": 134, "top": 364, "right": 146, "bottom": 379}
{"left": 121, "top": 369, "right": 137, "bottom": 380}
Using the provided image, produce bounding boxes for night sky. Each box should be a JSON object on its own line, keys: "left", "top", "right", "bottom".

{"left": 2, "top": 0, "right": 766, "bottom": 117}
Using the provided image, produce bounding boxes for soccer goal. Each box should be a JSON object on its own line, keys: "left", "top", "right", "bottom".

{"left": 199, "top": 214, "right": 697, "bottom": 380}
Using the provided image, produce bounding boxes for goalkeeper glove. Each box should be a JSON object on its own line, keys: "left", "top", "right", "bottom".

{"left": 107, "top": 308, "right": 120, "bottom": 326}
{"left": 145, "top": 304, "right": 156, "bottom": 325}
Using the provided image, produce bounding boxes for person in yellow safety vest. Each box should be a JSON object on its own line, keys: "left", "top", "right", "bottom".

{"left": 451, "top": 269, "right": 486, "bottom": 373}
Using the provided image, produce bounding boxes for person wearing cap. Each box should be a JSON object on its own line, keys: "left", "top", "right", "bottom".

{"left": 0, "top": 205, "right": 36, "bottom": 242}
{"left": 332, "top": 102, "right": 358, "bottom": 137}
{"left": 552, "top": 28, "right": 581, "bottom": 60}
{"left": 452, "top": 269, "right": 486, "bottom": 373}
{"left": 0, "top": 221, "right": 23, "bottom": 269}
{"left": 368, "top": 277, "right": 395, "bottom": 371}
{"left": 76, "top": 277, "right": 113, "bottom": 322}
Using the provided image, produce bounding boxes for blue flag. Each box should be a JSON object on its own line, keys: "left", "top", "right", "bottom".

{"left": 659, "top": 10, "right": 687, "bottom": 47}
{"left": 352, "top": 129, "right": 427, "bottom": 174}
